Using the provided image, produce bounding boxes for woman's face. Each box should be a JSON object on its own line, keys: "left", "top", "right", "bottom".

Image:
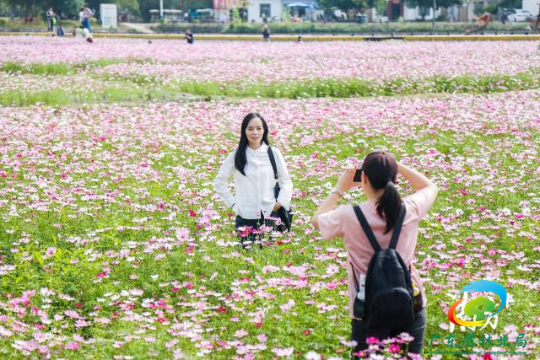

{"left": 245, "top": 117, "right": 264, "bottom": 148}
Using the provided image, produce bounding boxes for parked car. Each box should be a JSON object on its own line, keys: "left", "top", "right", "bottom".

{"left": 508, "top": 9, "right": 533, "bottom": 22}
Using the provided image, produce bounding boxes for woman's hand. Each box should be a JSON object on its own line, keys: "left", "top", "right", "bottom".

{"left": 335, "top": 168, "right": 357, "bottom": 194}
{"left": 273, "top": 202, "right": 282, "bottom": 212}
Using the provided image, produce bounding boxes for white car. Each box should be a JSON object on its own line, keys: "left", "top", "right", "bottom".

{"left": 508, "top": 10, "right": 533, "bottom": 22}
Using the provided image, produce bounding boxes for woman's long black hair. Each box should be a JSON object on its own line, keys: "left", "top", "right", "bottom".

{"left": 362, "top": 151, "right": 403, "bottom": 234}
{"left": 235, "top": 113, "right": 269, "bottom": 176}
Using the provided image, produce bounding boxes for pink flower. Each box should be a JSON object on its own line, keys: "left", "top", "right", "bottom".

{"left": 64, "top": 310, "right": 79, "bottom": 319}
{"left": 399, "top": 332, "right": 415, "bottom": 342}
{"left": 65, "top": 342, "right": 81, "bottom": 350}
{"left": 45, "top": 247, "right": 56, "bottom": 257}
{"left": 234, "top": 329, "right": 248, "bottom": 338}
{"left": 366, "top": 337, "right": 380, "bottom": 344}
{"left": 271, "top": 347, "right": 294, "bottom": 357}
{"left": 388, "top": 343, "right": 401, "bottom": 354}
{"left": 325, "top": 281, "right": 337, "bottom": 290}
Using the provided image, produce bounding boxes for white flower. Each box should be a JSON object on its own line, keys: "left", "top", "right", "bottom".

{"left": 305, "top": 351, "right": 321, "bottom": 360}
{"left": 272, "top": 347, "right": 294, "bottom": 357}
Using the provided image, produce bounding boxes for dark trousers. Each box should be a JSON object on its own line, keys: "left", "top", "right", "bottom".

{"left": 351, "top": 308, "right": 427, "bottom": 357}
{"left": 82, "top": 18, "right": 91, "bottom": 32}
{"left": 235, "top": 212, "right": 280, "bottom": 248}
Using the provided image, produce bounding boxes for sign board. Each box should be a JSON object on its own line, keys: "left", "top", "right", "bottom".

{"left": 100, "top": 4, "right": 118, "bottom": 28}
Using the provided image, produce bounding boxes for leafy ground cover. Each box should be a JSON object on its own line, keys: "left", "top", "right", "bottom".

{"left": 0, "top": 90, "right": 539, "bottom": 359}
{"left": 153, "top": 21, "right": 531, "bottom": 34}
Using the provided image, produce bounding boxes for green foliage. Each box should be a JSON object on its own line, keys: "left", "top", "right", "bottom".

{"left": 0, "top": 61, "right": 72, "bottom": 75}
{"left": 282, "top": 7, "right": 292, "bottom": 24}
{"left": 368, "top": 0, "right": 388, "bottom": 15}
{"left": 318, "top": 0, "right": 366, "bottom": 11}
{"left": 115, "top": 0, "right": 140, "bottom": 13}
{"left": 230, "top": 8, "right": 242, "bottom": 29}
{"left": 482, "top": 3, "right": 498, "bottom": 15}
{"left": 154, "top": 21, "right": 529, "bottom": 34}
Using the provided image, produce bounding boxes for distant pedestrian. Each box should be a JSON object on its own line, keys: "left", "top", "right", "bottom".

{"left": 80, "top": 6, "right": 92, "bottom": 33}
{"left": 296, "top": 35, "right": 303, "bottom": 43}
{"left": 262, "top": 24, "right": 270, "bottom": 42}
{"left": 46, "top": 8, "right": 55, "bottom": 33}
{"left": 79, "top": 7, "right": 85, "bottom": 26}
{"left": 185, "top": 29, "right": 194, "bottom": 44}
{"left": 77, "top": 25, "right": 93, "bottom": 43}
{"left": 51, "top": 14, "right": 59, "bottom": 36}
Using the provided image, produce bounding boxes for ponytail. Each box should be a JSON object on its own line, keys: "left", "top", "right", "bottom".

{"left": 376, "top": 181, "right": 403, "bottom": 234}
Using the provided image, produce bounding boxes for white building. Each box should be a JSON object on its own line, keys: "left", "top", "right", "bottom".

{"left": 522, "top": 0, "right": 540, "bottom": 16}
{"left": 377, "top": 0, "right": 475, "bottom": 22}
{"left": 247, "top": 0, "right": 283, "bottom": 22}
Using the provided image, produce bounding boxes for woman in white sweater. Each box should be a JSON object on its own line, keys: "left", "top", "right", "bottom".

{"left": 214, "top": 113, "right": 293, "bottom": 248}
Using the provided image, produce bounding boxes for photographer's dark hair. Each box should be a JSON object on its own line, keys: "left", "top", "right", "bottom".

{"left": 363, "top": 151, "right": 403, "bottom": 234}
{"left": 235, "top": 113, "right": 269, "bottom": 176}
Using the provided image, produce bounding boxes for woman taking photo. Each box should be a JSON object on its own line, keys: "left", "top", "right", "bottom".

{"left": 311, "top": 151, "right": 437, "bottom": 356}
{"left": 214, "top": 113, "right": 293, "bottom": 248}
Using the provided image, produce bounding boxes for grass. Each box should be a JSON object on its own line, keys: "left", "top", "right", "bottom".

{"left": 0, "top": 18, "right": 100, "bottom": 30}
{"left": 170, "top": 71, "right": 540, "bottom": 98}
{"left": 2, "top": 69, "right": 540, "bottom": 106}
{"left": 0, "top": 59, "right": 154, "bottom": 76}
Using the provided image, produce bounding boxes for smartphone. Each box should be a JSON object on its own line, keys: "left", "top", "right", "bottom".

{"left": 354, "top": 168, "right": 363, "bottom": 182}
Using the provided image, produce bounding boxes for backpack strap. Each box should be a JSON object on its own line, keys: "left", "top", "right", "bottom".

{"left": 389, "top": 205, "right": 407, "bottom": 249}
{"left": 353, "top": 205, "right": 381, "bottom": 252}
{"left": 267, "top": 146, "right": 278, "bottom": 180}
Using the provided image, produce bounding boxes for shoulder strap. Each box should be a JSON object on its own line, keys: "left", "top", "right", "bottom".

{"left": 267, "top": 146, "right": 278, "bottom": 180}
{"left": 353, "top": 205, "right": 381, "bottom": 252}
{"left": 389, "top": 205, "right": 406, "bottom": 249}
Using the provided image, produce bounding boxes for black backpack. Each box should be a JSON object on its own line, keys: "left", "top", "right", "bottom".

{"left": 267, "top": 147, "right": 293, "bottom": 232}
{"left": 352, "top": 205, "right": 415, "bottom": 329}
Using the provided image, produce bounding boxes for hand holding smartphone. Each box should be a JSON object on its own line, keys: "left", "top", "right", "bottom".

{"left": 353, "top": 167, "right": 363, "bottom": 182}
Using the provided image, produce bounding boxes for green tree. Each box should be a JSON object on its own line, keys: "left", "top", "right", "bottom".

{"left": 368, "top": 0, "right": 387, "bottom": 17}
{"left": 318, "top": 0, "right": 367, "bottom": 12}
{"left": 115, "top": 0, "right": 140, "bottom": 14}
{"left": 49, "top": 0, "right": 84, "bottom": 18}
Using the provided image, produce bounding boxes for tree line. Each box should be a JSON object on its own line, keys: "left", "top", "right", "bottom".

{"left": 0, "top": 0, "right": 523, "bottom": 22}
{"left": 0, "top": 0, "right": 210, "bottom": 22}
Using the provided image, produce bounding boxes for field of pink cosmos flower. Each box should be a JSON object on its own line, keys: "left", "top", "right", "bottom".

{"left": 0, "top": 37, "right": 538, "bottom": 359}
{"left": 1, "top": 38, "right": 540, "bottom": 106}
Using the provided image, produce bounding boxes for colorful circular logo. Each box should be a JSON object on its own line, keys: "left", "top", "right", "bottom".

{"left": 448, "top": 280, "right": 507, "bottom": 327}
